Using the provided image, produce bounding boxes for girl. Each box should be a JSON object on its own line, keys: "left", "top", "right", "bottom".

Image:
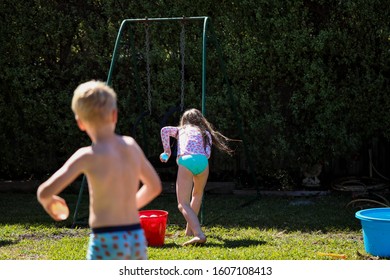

{"left": 160, "top": 108, "right": 234, "bottom": 245}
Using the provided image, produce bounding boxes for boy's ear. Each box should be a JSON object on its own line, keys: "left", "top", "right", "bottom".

{"left": 75, "top": 115, "right": 86, "bottom": 131}
{"left": 112, "top": 109, "right": 118, "bottom": 123}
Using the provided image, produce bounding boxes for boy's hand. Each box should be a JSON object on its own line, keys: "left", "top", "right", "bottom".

{"left": 41, "top": 196, "right": 69, "bottom": 221}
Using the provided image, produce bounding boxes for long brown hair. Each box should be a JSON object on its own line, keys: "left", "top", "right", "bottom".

{"left": 180, "top": 108, "right": 236, "bottom": 155}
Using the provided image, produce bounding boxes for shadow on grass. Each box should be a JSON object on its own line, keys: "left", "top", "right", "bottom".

{"left": 0, "top": 192, "right": 363, "bottom": 233}
{"left": 215, "top": 238, "right": 266, "bottom": 248}
{"left": 152, "top": 238, "right": 266, "bottom": 249}
{"left": 201, "top": 194, "right": 363, "bottom": 232}
{"left": 0, "top": 239, "right": 18, "bottom": 247}
{"left": 160, "top": 232, "right": 267, "bottom": 249}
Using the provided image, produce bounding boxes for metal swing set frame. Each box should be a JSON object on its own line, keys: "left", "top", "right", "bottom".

{"left": 72, "top": 16, "right": 258, "bottom": 227}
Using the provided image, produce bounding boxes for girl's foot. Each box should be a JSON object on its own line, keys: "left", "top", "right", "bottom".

{"left": 182, "top": 235, "right": 206, "bottom": 246}
{"left": 185, "top": 227, "right": 193, "bottom": 236}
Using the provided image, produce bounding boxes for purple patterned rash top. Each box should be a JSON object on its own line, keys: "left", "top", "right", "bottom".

{"left": 160, "top": 126, "right": 212, "bottom": 158}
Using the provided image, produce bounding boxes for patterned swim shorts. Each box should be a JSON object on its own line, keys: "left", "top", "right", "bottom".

{"left": 87, "top": 224, "right": 147, "bottom": 260}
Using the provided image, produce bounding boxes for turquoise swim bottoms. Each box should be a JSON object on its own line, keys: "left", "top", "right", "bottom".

{"left": 178, "top": 154, "right": 208, "bottom": 175}
{"left": 87, "top": 224, "right": 147, "bottom": 260}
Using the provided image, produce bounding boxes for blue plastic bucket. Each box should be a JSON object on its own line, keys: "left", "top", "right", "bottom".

{"left": 355, "top": 208, "right": 390, "bottom": 257}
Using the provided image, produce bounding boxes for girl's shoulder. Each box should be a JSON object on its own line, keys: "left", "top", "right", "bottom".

{"left": 181, "top": 124, "right": 200, "bottom": 130}
{"left": 162, "top": 126, "right": 179, "bottom": 131}
{"left": 181, "top": 125, "right": 208, "bottom": 137}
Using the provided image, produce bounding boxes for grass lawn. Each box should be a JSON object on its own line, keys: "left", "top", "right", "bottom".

{"left": 0, "top": 189, "right": 384, "bottom": 260}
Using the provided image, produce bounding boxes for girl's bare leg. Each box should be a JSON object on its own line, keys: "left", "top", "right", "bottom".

{"left": 176, "top": 165, "right": 207, "bottom": 245}
{"left": 185, "top": 165, "right": 209, "bottom": 236}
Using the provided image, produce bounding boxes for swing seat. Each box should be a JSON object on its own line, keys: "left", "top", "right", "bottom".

{"left": 160, "top": 104, "right": 183, "bottom": 127}
{"left": 131, "top": 110, "right": 160, "bottom": 138}
{"left": 131, "top": 106, "right": 182, "bottom": 169}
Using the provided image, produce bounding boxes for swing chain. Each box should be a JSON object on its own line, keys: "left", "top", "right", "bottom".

{"left": 144, "top": 22, "right": 152, "bottom": 114}
{"left": 180, "top": 21, "right": 186, "bottom": 112}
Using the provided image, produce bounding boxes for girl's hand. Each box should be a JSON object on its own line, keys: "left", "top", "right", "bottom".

{"left": 160, "top": 152, "right": 170, "bottom": 162}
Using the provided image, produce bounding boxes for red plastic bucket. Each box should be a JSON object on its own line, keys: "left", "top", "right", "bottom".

{"left": 139, "top": 210, "right": 168, "bottom": 247}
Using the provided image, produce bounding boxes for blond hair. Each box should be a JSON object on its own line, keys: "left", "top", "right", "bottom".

{"left": 71, "top": 80, "right": 117, "bottom": 122}
{"left": 180, "top": 108, "right": 235, "bottom": 155}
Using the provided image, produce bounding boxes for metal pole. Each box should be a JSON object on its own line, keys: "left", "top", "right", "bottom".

{"left": 106, "top": 20, "right": 127, "bottom": 86}
{"left": 120, "top": 16, "right": 207, "bottom": 24}
{"left": 201, "top": 17, "right": 209, "bottom": 116}
{"left": 199, "top": 17, "right": 210, "bottom": 226}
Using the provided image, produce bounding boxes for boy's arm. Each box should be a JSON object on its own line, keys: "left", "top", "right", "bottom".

{"left": 135, "top": 143, "right": 162, "bottom": 209}
{"left": 37, "top": 148, "right": 86, "bottom": 219}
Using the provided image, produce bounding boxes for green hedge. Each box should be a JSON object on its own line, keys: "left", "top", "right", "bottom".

{"left": 1, "top": 0, "right": 389, "bottom": 186}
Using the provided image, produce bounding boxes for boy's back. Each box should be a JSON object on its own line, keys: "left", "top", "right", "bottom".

{"left": 83, "top": 135, "right": 151, "bottom": 228}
